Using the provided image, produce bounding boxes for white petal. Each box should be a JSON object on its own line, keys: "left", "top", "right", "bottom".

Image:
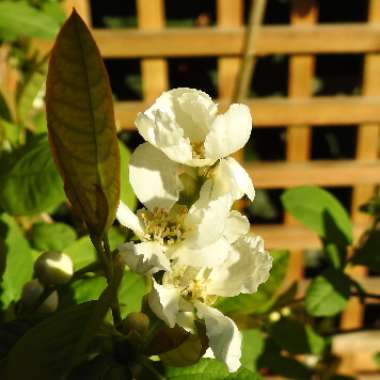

{"left": 135, "top": 88, "right": 219, "bottom": 165}
{"left": 212, "top": 157, "right": 255, "bottom": 201}
{"left": 148, "top": 280, "right": 180, "bottom": 328}
{"left": 135, "top": 112, "right": 193, "bottom": 164}
{"left": 118, "top": 241, "right": 170, "bottom": 275}
{"left": 207, "top": 235, "right": 272, "bottom": 297}
{"left": 116, "top": 201, "right": 145, "bottom": 237}
{"left": 129, "top": 143, "right": 182, "bottom": 210}
{"left": 204, "top": 103, "right": 252, "bottom": 160}
{"left": 171, "top": 88, "right": 217, "bottom": 142}
{"left": 176, "top": 311, "right": 196, "bottom": 333}
{"left": 195, "top": 302, "right": 242, "bottom": 372}
{"left": 224, "top": 211, "right": 250, "bottom": 243}
{"left": 184, "top": 180, "right": 232, "bottom": 248}
{"left": 171, "top": 237, "right": 231, "bottom": 267}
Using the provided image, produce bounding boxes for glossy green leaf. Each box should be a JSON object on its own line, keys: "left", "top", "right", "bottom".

{"left": 165, "top": 359, "right": 262, "bottom": 380}
{"left": 305, "top": 268, "right": 351, "bottom": 317}
{"left": 46, "top": 10, "right": 120, "bottom": 237}
{"left": 352, "top": 230, "right": 380, "bottom": 271}
{"left": 65, "top": 236, "right": 97, "bottom": 271}
{"left": 71, "top": 276, "right": 107, "bottom": 304}
{"left": 1, "top": 302, "right": 101, "bottom": 379}
{"left": 30, "top": 222, "right": 77, "bottom": 252}
{"left": 241, "top": 329, "right": 264, "bottom": 372}
{"left": 0, "top": 135, "right": 65, "bottom": 215}
{"left": 118, "top": 271, "right": 146, "bottom": 317}
{"left": 17, "top": 57, "right": 48, "bottom": 125}
{"left": 0, "top": 1, "right": 59, "bottom": 40}
{"left": 0, "top": 214, "right": 33, "bottom": 308}
{"left": 216, "top": 250, "right": 289, "bottom": 315}
{"left": 282, "top": 186, "right": 352, "bottom": 244}
{"left": 119, "top": 141, "right": 137, "bottom": 211}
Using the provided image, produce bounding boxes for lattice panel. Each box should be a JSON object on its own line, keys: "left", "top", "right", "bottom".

{"left": 30, "top": 0, "right": 380, "bottom": 376}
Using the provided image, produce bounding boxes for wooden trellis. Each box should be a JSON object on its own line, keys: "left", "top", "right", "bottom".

{"left": 20, "top": 0, "right": 380, "bottom": 376}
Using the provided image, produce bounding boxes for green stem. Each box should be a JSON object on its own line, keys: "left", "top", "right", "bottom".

{"left": 101, "top": 234, "right": 122, "bottom": 328}
{"left": 140, "top": 358, "right": 166, "bottom": 380}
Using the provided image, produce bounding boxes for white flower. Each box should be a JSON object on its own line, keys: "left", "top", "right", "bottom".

{"left": 130, "top": 88, "right": 255, "bottom": 208}
{"left": 116, "top": 181, "right": 233, "bottom": 272}
{"left": 146, "top": 234, "right": 272, "bottom": 372}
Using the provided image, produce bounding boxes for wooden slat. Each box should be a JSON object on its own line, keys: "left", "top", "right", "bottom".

{"left": 137, "top": 0, "right": 168, "bottom": 102}
{"left": 114, "top": 96, "right": 380, "bottom": 128}
{"left": 64, "top": 0, "right": 91, "bottom": 24}
{"left": 285, "top": 0, "right": 318, "bottom": 281}
{"left": 342, "top": 0, "right": 380, "bottom": 332}
{"left": 34, "top": 24, "right": 380, "bottom": 57}
{"left": 333, "top": 332, "right": 380, "bottom": 373}
{"left": 217, "top": 0, "right": 243, "bottom": 99}
{"left": 253, "top": 223, "right": 366, "bottom": 250}
{"left": 248, "top": 160, "right": 380, "bottom": 188}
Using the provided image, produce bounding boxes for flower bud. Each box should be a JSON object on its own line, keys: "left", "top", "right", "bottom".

{"left": 122, "top": 312, "right": 150, "bottom": 335}
{"left": 21, "top": 279, "right": 58, "bottom": 313}
{"left": 34, "top": 251, "right": 74, "bottom": 286}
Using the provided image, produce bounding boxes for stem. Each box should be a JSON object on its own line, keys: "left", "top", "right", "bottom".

{"left": 233, "top": 0, "right": 267, "bottom": 102}
{"left": 102, "top": 235, "right": 122, "bottom": 328}
{"left": 351, "top": 291, "right": 380, "bottom": 301}
{"left": 325, "top": 326, "right": 379, "bottom": 337}
{"left": 140, "top": 358, "right": 166, "bottom": 380}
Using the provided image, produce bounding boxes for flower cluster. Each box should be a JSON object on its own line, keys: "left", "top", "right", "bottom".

{"left": 116, "top": 88, "right": 272, "bottom": 372}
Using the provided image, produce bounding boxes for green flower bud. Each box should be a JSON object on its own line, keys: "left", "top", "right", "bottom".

{"left": 34, "top": 251, "right": 74, "bottom": 286}
{"left": 122, "top": 312, "right": 150, "bottom": 335}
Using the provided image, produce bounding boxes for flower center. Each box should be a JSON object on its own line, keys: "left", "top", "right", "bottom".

{"left": 138, "top": 206, "right": 187, "bottom": 245}
{"left": 164, "top": 267, "right": 217, "bottom": 305}
{"left": 191, "top": 142, "right": 205, "bottom": 159}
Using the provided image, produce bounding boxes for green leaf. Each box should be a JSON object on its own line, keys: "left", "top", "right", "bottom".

{"left": 269, "top": 318, "right": 327, "bottom": 355}
{"left": 118, "top": 271, "right": 146, "bottom": 317}
{"left": 374, "top": 352, "right": 380, "bottom": 369}
{"left": 30, "top": 222, "right": 77, "bottom": 252}
{"left": 65, "top": 236, "right": 97, "bottom": 271}
{"left": 0, "top": 214, "right": 33, "bottom": 308}
{"left": 241, "top": 329, "right": 264, "bottom": 372}
{"left": 70, "top": 276, "right": 107, "bottom": 304}
{"left": 165, "top": 358, "right": 227, "bottom": 379}
{"left": 216, "top": 250, "right": 289, "bottom": 315}
{"left": 0, "top": 119, "right": 19, "bottom": 145}
{"left": 0, "top": 302, "right": 107, "bottom": 379}
{"left": 352, "top": 230, "right": 380, "bottom": 271}
{"left": 0, "top": 135, "right": 65, "bottom": 215}
{"left": 0, "top": 90, "right": 11, "bottom": 121}
{"left": 257, "top": 339, "right": 312, "bottom": 379}
{"left": 0, "top": 263, "right": 123, "bottom": 380}
{"left": 165, "top": 359, "right": 262, "bottom": 380}
{"left": 42, "top": 2, "right": 66, "bottom": 24}
{"left": 305, "top": 268, "right": 351, "bottom": 317}
{"left": 16, "top": 57, "right": 48, "bottom": 125}
{"left": 119, "top": 141, "right": 137, "bottom": 211}
{"left": 282, "top": 186, "right": 352, "bottom": 244}
{"left": 226, "top": 367, "right": 263, "bottom": 380}
{"left": 68, "top": 354, "right": 131, "bottom": 379}
{"left": 0, "top": 1, "right": 59, "bottom": 40}
{"left": 46, "top": 10, "right": 120, "bottom": 237}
